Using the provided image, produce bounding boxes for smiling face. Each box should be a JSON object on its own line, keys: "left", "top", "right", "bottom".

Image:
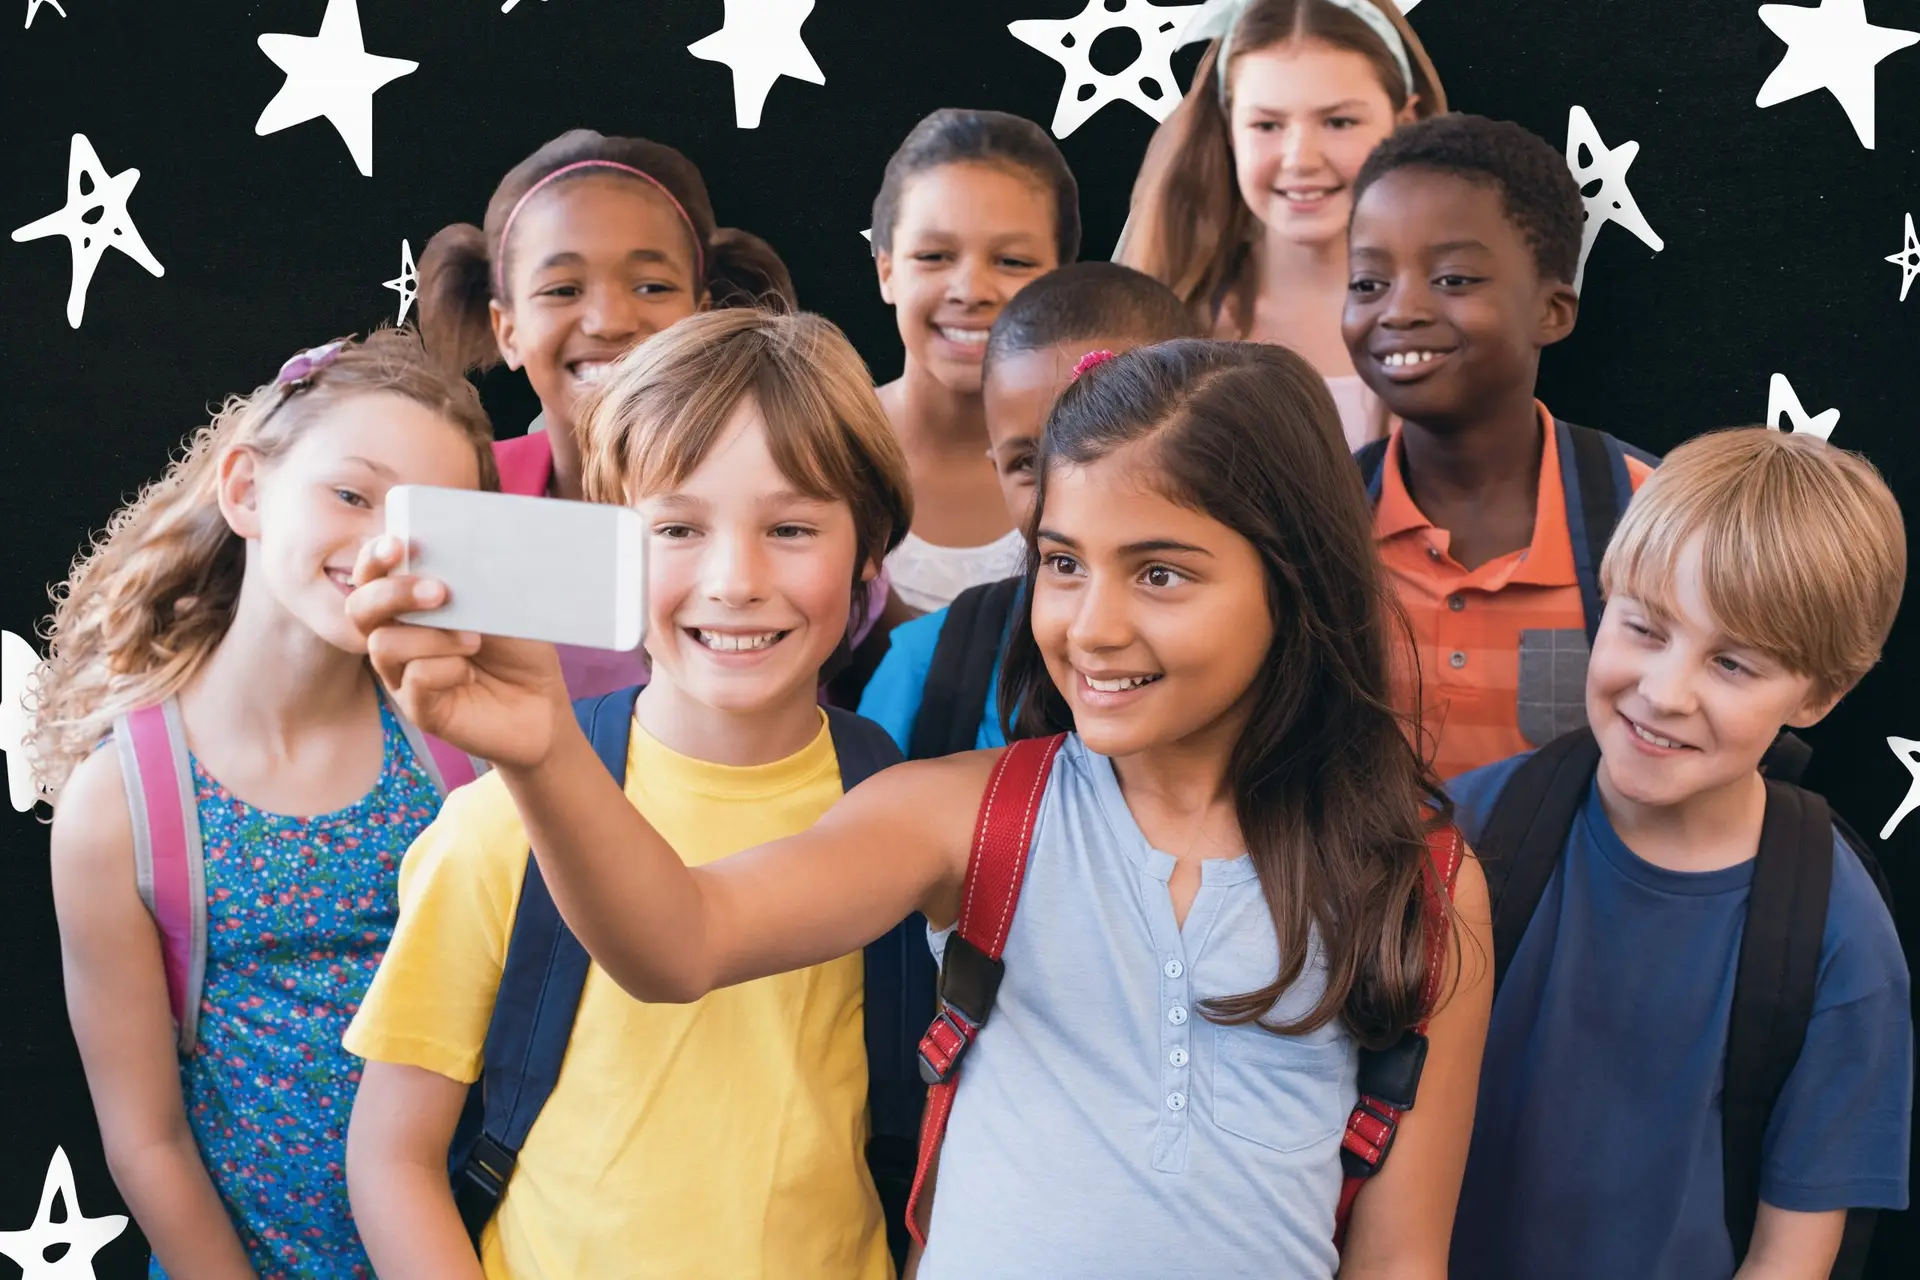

{"left": 1029, "top": 438, "right": 1274, "bottom": 760}
{"left": 1342, "top": 167, "right": 1577, "bottom": 432}
{"left": 1588, "top": 537, "right": 1837, "bottom": 815}
{"left": 223, "top": 392, "right": 485, "bottom": 653}
{"left": 491, "top": 174, "right": 706, "bottom": 436}
{"left": 982, "top": 334, "right": 1137, "bottom": 528}
{"left": 641, "top": 397, "right": 864, "bottom": 716}
{"left": 876, "top": 162, "right": 1059, "bottom": 394}
{"left": 1228, "top": 39, "right": 1412, "bottom": 249}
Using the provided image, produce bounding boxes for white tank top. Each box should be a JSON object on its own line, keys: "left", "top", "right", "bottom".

{"left": 885, "top": 528, "right": 1025, "bottom": 614}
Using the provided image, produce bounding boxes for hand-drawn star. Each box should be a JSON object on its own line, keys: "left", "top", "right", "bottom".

{"left": 255, "top": 0, "right": 418, "bottom": 177}
{"left": 0, "top": 1147, "right": 127, "bottom": 1278}
{"left": 24, "top": 0, "right": 66, "bottom": 29}
{"left": 11, "top": 134, "right": 165, "bottom": 329}
{"left": 384, "top": 238, "right": 417, "bottom": 325}
{"left": 500, "top": 0, "right": 545, "bottom": 10}
{"left": 1884, "top": 737, "right": 1920, "bottom": 839}
{"left": 1884, "top": 213, "right": 1919, "bottom": 302}
{"left": 1566, "top": 106, "right": 1663, "bottom": 293}
{"left": 1767, "top": 372, "right": 1840, "bottom": 442}
{"left": 1010, "top": 0, "right": 1204, "bottom": 139}
{"left": 1756, "top": 0, "right": 1919, "bottom": 150}
{"left": 688, "top": 0, "right": 824, "bottom": 130}
{"left": 1, "top": 630, "right": 40, "bottom": 813}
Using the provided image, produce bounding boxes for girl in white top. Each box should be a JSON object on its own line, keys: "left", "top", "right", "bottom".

{"left": 870, "top": 109, "right": 1078, "bottom": 613}
{"left": 1119, "top": 0, "right": 1448, "bottom": 451}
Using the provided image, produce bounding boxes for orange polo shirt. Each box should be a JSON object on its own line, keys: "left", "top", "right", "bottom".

{"left": 1375, "top": 403, "right": 1654, "bottom": 780}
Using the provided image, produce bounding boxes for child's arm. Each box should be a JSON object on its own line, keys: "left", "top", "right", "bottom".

{"left": 1733, "top": 1206, "right": 1844, "bottom": 1279}
{"left": 346, "top": 1063, "right": 488, "bottom": 1280}
{"left": 49, "top": 749, "right": 258, "bottom": 1280}
{"left": 1336, "top": 850, "right": 1495, "bottom": 1280}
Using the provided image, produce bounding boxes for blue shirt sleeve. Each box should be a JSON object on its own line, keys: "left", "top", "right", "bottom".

{"left": 1758, "top": 835, "right": 1913, "bottom": 1212}
{"left": 856, "top": 608, "right": 948, "bottom": 755}
{"left": 1443, "top": 751, "right": 1534, "bottom": 847}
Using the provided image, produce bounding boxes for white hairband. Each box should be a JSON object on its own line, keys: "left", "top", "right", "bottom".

{"left": 1180, "top": 0, "right": 1416, "bottom": 107}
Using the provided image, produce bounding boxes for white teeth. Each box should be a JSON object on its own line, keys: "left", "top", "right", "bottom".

{"left": 1085, "top": 674, "right": 1159, "bottom": 693}
{"left": 938, "top": 327, "right": 989, "bottom": 346}
{"left": 1628, "top": 720, "right": 1686, "bottom": 750}
{"left": 1383, "top": 350, "right": 1445, "bottom": 368}
{"left": 698, "top": 630, "right": 782, "bottom": 652}
{"left": 572, "top": 362, "right": 612, "bottom": 383}
{"left": 1280, "top": 189, "right": 1333, "bottom": 201}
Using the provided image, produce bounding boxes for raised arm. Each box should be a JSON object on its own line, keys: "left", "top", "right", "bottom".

{"left": 50, "top": 749, "right": 258, "bottom": 1280}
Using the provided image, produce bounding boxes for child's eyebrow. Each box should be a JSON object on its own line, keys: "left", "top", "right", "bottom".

{"left": 341, "top": 456, "right": 396, "bottom": 478}
{"left": 1426, "top": 239, "right": 1495, "bottom": 255}
{"left": 1034, "top": 529, "right": 1213, "bottom": 558}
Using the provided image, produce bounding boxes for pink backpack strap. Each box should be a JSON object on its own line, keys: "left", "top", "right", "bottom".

{"left": 113, "top": 699, "right": 207, "bottom": 1056}
{"left": 383, "top": 689, "right": 485, "bottom": 795}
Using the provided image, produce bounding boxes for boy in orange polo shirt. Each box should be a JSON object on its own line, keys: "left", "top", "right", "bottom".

{"left": 1342, "top": 113, "right": 1657, "bottom": 779}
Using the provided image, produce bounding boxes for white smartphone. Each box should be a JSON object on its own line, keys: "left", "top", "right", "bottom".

{"left": 385, "top": 485, "right": 646, "bottom": 651}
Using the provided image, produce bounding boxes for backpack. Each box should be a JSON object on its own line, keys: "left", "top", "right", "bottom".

{"left": 905, "top": 734, "right": 1465, "bottom": 1252}
{"left": 908, "top": 575, "right": 1023, "bottom": 761}
{"left": 447, "top": 686, "right": 938, "bottom": 1269}
{"left": 112, "top": 693, "right": 484, "bottom": 1056}
{"left": 1471, "top": 727, "right": 1895, "bottom": 1280}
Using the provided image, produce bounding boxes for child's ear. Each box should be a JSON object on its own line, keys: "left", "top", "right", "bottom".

{"left": 216, "top": 446, "right": 264, "bottom": 539}
{"left": 1785, "top": 682, "right": 1848, "bottom": 731}
{"left": 875, "top": 247, "right": 896, "bottom": 305}
{"left": 490, "top": 299, "right": 523, "bottom": 372}
{"left": 859, "top": 554, "right": 881, "bottom": 585}
{"left": 1395, "top": 95, "right": 1421, "bottom": 127}
{"left": 1536, "top": 279, "right": 1580, "bottom": 349}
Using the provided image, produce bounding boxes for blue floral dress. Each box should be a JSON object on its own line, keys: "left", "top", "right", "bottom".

{"left": 154, "top": 702, "right": 443, "bottom": 1280}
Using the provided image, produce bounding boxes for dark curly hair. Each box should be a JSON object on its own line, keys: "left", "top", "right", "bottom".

{"left": 1353, "top": 113, "right": 1584, "bottom": 286}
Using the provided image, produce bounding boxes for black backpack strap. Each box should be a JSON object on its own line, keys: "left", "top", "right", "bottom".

{"left": 1722, "top": 781, "right": 1835, "bottom": 1267}
{"left": 1758, "top": 730, "right": 1815, "bottom": 786}
{"left": 1473, "top": 728, "right": 1603, "bottom": 992}
{"left": 1557, "top": 420, "right": 1628, "bottom": 646}
{"left": 824, "top": 707, "right": 931, "bottom": 1270}
{"left": 450, "top": 684, "right": 641, "bottom": 1246}
{"left": 909, "top": 577, "right": 1022, "bottom": 761}
{"left": 1355, "top": 438, "right": 1390, "bottom": 504}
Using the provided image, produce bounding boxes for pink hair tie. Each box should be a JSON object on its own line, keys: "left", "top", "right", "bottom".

{"left": 1072, "top": 349, "right": 1118, "bottom": 380}
{"left": 493, "top": 159, "right": 705, "bottom": 295}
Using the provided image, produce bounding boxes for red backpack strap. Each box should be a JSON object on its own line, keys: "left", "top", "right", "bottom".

{"left": 1333, "top": 821, "right": 1464, "bottom": 1249}
{"left": 114, "top": 700, "right": 209, "bottom": 1056}
{"left": 906, "top": 733, "right": 1066, "bottom": 1248}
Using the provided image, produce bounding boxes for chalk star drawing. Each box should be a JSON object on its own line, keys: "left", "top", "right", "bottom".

{"left": 1885, "top": 738, "right": 1920, "bottom": 839}
{"left": 0, "top": 1147, "right": 127, "bottom": 1278}
{"left": 256, "top": 0, "right": 418, "bottom": 177}
{"left": 1010, "top": 0, "right": 1204, "bottom": 139}
{"left": 1, "top": 630, "right": 39, "bottom": 813}
{"left": 25, "top": 0, "right": 65, "bottom": 28}
{"left": 1395, "top": 0, "right": 1424, "bottom": 10}
{"left": 501, "top": 0, "right": 545, "bottom": 10}
{"left": 11, "top": 134, "right": 165, "bottom": 329}
{"left": 1757, "top": 0, "right": 1918, "bottom": 150}
{"left": 1885, "top": 213, "right": 1919, "bottom": 302}
{"left": 1767, "top": 373, "right": 1839, "bottom": 442}
{"left": 1566, "top": 106, "right": 1662, "bottom": 293}
{"left": 688, "top": 0, "right": 824, "bottom": 130}
{"left": 384, "top": 238, "right": 417, "bottom": 325}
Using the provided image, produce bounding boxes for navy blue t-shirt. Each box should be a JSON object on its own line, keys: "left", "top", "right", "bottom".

{"left": 1447, "top": 754, "right": 1912, "bottom": 1280}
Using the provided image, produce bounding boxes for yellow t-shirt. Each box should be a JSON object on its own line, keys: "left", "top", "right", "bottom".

{"left": 344, "top": 712, "right": 890, "bottom": 1280}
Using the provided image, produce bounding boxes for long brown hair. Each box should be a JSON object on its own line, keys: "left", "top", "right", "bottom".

{"left": 417, "top": 129, "right": 798, "bottom": 374}
{"left": 999, "top": 339, "right": 1453, "bottom": 1046}
{"left": 1119, "top": 0, "right": 1446, "bottom": 336}
{"left": 27, "top": 329, "right": 498, "bottom": 802}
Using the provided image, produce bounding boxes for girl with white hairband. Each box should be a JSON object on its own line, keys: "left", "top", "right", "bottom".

{"left": 1118, "top": 0, "right": 1447, "bottom": 451}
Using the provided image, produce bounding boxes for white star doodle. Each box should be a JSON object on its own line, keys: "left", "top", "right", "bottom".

{"left": 501, "top": 0, "right": 545, "bottom": 10}
{"left": 688, "top": 0, "right": 825, "bottom": 130}
{"left": 1, "top": 630, "right": 41, "bottom": 813}
{"left": 1884, "top": 212, "right": 1919, "bottom": 302}
{"left": 11, "top": 134, "right": 165, "bottom": 329}
{"left": 384, "top": 238, "right": 417, "bottom": 325}
{"left": 25, "top": 0, "right": 65, "bottom": 28}
{"left": 1756, "top": 0, "right": 1918, "bottom": 150}
{"left": 0, "top": 1147, "right": 127, "bottom": 1278}
{"left": 255, "top": 0, "right": 418, "bottom": 177}
{"left": 1565, "top": 106, "right": 1662, "bottom": 293}
{"left": 1010, "top": 0, "right": 1204, "bottom": 139}
{"left": 1766, "top": 372, "right": 1840, "bottom": 442}
{"left": 1885, "top": 737, "right": 1920, "bottom": 839}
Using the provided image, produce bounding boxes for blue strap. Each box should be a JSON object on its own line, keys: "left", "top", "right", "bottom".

{"left": 1355, "top": 438, "right": 1389, "bottom": 504}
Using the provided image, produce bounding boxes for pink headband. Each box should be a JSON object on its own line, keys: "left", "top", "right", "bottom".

{"left": 493, "top": 159, "right": 705, "bottom": 295}
{"left": 1072, "top": 349, "right": 1118, "bottom": 380}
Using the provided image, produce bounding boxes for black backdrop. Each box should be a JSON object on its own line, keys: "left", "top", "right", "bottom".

{"left": 1, "top": 2, "right": 1915, "bottom": 1275}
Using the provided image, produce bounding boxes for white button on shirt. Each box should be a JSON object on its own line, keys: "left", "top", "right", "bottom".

{"left": 1166, "top": 1092, "right": 1187, "bottom": 1112}
{"left": 1169, "top": 1046, "right": 1188, "bottom": 1068}
{"left": 1167, "top": 1005, "right": 1188, "bottom": 1026}
{"left": 1164, "top": 958, "right": 1184, "bottom": 979}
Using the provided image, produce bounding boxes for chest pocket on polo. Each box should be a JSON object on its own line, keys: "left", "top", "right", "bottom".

{"left": 1517, "top": 627, "right": 1592, "bottom": 747}
{"left": 1210, "top": 1023, "right": 1353, "bottom": 1154}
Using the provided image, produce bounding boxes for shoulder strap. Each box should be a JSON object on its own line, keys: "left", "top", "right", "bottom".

{"left": 1332, "top": 821, "right": 1465, "bottom": 1250}
{"left": 450, "top": 684, "right": 639, "bottom": 1247}
{"left": 1355, "top": 438, "right": 1390, "bottom": 504}
{"left": 1475, "top": 729, "right": 1603, "bottom": 991}
{"left": 910, "top": 576, "right": 1022, "bottom": 761}
{"left": 906, "top": 733, "right": 1066, "bottom": 1248}
{"left": 386, "top": 695, "right": 485, "bottom": 794}
{"left": 115, "top": 699, "right": 208, "bottom": 1056}
{"left": 825, "top": 704, "right": 905, "bottom": 789}
{"left": 1558, "top": 420, "right": 1628, "bottom": 645}
{"left": 1723, "top": 780, "right": 1835, "bottom": 1266}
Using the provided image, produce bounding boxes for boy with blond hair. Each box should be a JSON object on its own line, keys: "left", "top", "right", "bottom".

{"left": 1444, "top": 428, "right": 1911, "bottom": 1280}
